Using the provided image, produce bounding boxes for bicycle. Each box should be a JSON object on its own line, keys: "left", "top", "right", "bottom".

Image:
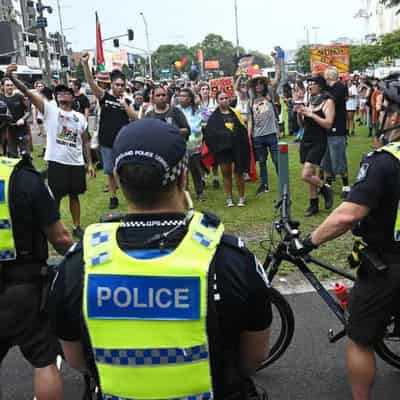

{"left": 258, "top": 185, "right": 400, "bottom": 370}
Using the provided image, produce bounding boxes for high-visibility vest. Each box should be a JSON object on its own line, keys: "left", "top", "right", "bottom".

{"left": 83, "top": 211, "right": 224, "bottom": 400}
{"left": 376, "top": 142, "right": 400, "bottom": 241}
{"left": 0, "top": 157, "right": 20, "bottom": 261}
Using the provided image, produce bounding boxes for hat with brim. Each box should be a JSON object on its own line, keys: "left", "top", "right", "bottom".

{"left": 248, "top": 74, "right": 270, "bottom": 87}
{"left": 132, "top": 76, "right": 145, "bottom": 85}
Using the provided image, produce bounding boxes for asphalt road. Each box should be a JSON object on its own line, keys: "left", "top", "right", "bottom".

{"left": 1, "top": 292, "right": 399, "bottom": 399}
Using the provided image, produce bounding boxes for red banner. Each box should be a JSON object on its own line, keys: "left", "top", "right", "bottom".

{"left": 95, "top": 11, "right": 105, "bottom": 70}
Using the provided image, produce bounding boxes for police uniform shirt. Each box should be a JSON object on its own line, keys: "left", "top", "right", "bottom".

{"left": 51, "top": 213, "right": 272, "bottom": 392}
{"left": 348, "top": 150, "right": 400, "bottom": 253}
{"left": 9, "top": 163, "right": 60, "bottom": 266}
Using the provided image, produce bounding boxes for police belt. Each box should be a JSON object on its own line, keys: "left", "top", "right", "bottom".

{"left": 348, "top": 240, "right": 400, "bottom": 274}
{"left": 0, "top": 261, "right": 44, "bottom": 287}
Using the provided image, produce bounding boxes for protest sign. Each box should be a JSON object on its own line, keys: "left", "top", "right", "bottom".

{"left": 210, "top": 77, "right": 235, "bottom": 99}
{"left": 310, "top": 45, "right": 350, "bottom": 75}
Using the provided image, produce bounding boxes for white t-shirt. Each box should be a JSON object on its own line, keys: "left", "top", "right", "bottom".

{"left": 44, "top": 101, "right": 87, "bottom": 166}
{"left": 346, "top": 85, "right": 359, "bottom": 111}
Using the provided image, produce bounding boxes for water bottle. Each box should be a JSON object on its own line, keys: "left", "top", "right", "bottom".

{"left": 334, "top": 283, "right": 349, "bottom": 309}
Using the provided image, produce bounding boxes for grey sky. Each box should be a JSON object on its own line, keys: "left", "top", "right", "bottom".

{"left": 46, "top": 0, "right": 365, "bottom": 55}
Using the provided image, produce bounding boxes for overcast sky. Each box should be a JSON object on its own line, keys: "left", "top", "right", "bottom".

{"left": 46, "top": 0, "right": 366, "bottom": 55}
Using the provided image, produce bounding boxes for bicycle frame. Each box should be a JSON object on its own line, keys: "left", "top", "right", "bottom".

{"left": 264, "top": 244, "right": 355, "bottom": 337}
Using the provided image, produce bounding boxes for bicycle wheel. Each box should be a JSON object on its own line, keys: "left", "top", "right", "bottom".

{"left": 374, "top": 315, "right": 400, "bottom": 369}
{"left": 258, "top": 287, "right": 295, "bottom": 370}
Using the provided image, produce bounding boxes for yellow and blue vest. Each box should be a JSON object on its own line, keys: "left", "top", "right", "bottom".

{"left": 377, "top": 143, "right": 400, "bottom": 241}
{"left": 0, "top": 157, "right": 19, "bottom": 261}
{"left": 83, "top": 212, "right": 224, "bottom": 400}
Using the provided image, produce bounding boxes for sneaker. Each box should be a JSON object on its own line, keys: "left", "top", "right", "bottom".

{"left": 256, "top": 184, "right": 269, "bottom": 196}
{"left": 237, "top": 197, "right": 246, "bottom": 207}
{"left": 212, "top": 179, "right": 220, "bottom": 190}
{"left": 72, "top": 226, "right": 84, "bottom": 239}
{"left": 103, "top": 185, "right": 109, "bottom": 193}
{"left": 109, "top": 197, "right": 119, "bottom": 210}
{"left": 320, "top": 184, "right": 334, "bottom": 210}
{"left": 226, "top": 198, "right": 235, "bottom": 207}
{"left": 243, "top": 172, "right": 251, "bottom": 182}
{"left": 341, "top": 186, "right": 351, "bottom": 199}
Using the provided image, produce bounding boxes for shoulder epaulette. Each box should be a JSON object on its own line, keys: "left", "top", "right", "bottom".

{"left": 220, "top": 233, "right": 248, "bottom": 254}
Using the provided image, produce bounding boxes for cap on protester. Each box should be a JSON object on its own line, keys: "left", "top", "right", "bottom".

{"left": 113, "top": 119, "right": 188, "bottom": 187}
{"left": 307, "top": 75, "right": 327, "bottom": 89}
{"left": 54, "top": 84, "right": 74, "bottom": 95}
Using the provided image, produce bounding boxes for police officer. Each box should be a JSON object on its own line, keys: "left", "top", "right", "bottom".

{"left": 291, "top": 74, "right": 400, "bottom": 400}
{"left": 0, "top": 151, "right": 73, "bottom": 399}
{"left": 50, "top": 119, "right": 272, "bottom": 400}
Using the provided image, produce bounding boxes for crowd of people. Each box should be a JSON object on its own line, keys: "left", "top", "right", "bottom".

{"left": 0, "top": 53, "right": 387, "bottom": 228}
{"left": 0, "top": 50, "right": 400, "bottom": 400}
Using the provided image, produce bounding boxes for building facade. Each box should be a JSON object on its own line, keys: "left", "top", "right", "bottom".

{"left": 0, "top": 0, "right": 65, "bottom": 71}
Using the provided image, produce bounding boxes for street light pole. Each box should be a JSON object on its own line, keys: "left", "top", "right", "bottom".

{"left": 312, "top": 26, "right": 320, "bottom": 45}
{"left": 140, "top": 12, "right": 152, "bottom": 79}
{"left": 37, "top": 0, "right": 52, "bottom": 85}
{"left": 234, "top": 0, "right": 240, "bottom": 58}
{"left": 56, "top": 0, "right": 65, "bottom": 56}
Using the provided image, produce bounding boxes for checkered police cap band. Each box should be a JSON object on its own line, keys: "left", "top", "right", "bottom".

{"left": 115, "top": 149, "right": 188, "bottom": 187}
{"left": 161, "top": 152, "right": 188, "bottom": 186}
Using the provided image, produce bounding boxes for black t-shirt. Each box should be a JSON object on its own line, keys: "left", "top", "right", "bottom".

{"left": 73, "top": 93, "right": 90, "bottom": 115}
{"left": 327, "top": 81, "right": 347, "bottom": 136}
{"left": 0, "top": 94, "right": 27, "bottom": 134}
{"left": 50, "top": 213, "right": 271, "bottom": 397}
{"left": 99, "top": 92, "right": 130, "bottom": 148}
{"left": 348, "top": 150, "right": 400, "bottom": 253}
{"left": 144, "top": 106, "right": 190, "bottom": 133}
{"left": 4, "top": 161, "right": 60, "bottom": 278}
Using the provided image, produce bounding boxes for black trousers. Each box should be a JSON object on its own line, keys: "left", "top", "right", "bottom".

{"left": 188, "top": 153, "right": 204, "bottom": 195}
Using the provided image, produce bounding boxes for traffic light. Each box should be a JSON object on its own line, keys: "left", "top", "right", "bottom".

{"left": 60, "top": 55, "right": 69, "bottom": 68}
{"left": 128, "top": 29, "right": 134, "bottom": 41}
{"left": 113, "top": 39, "right": 119, "bottom": 48}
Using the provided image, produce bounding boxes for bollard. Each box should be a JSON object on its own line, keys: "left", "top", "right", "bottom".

{"left": 277, "top": 142, "right": 290, "bottom": 218}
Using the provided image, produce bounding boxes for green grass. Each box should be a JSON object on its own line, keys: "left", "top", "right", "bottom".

{"left": 32, "top": 123, "right": 373, "bottom": 279}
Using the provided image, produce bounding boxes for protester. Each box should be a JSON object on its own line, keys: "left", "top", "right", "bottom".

{"left": 82, "top": 52, "right": 136, "bottom": 210}
{"left": 70, "top": 78, "right": 90, "bottom": 120}
{"left": 205, "top": 91, "right": 250, "bottom": 207}
{"left": 177, "top": 87, "right": 205, "bottom": 200}
{"left": 293, "top": 79, "right": 306, "bottom": 142}
{"left": 198, "top": 82, "right": 219, "bottom": 189}
{"left": 0, "top": 77, "right": 31, "bottom": 157}
{"left": 370, "top": 78, "right": 383, "bottom": 139}
{"left": 298, "top": 75, "right": 335, "bottom": 216}
{"left": 132, "top": 90, "right": 144, "bottom": 111}
{"left": 144, "top": 85, "right": 190, "bottom": 139}
{"left": 346, "top": 78, "right": 359, "bottom": 136}
{"left": 323, "top": 66, "right": 351, "bottom": 199}
{"left": 234, "top": 75, "right": 251, "bottom": 123}
{"left": 247, "top": 53, "right": 281, "bottom": 195}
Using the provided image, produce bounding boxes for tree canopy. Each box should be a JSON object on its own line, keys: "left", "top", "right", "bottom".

{"left": 151, "top": 33, "right": 271, "bottom": 78}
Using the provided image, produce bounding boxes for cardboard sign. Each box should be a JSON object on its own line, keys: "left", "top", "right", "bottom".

{"left": 204, "top": 60, "right": 220, "bottom": 70}
{"left": 209, "top": 77, "right": 235, "bottom": 99}
{"left": 236, "top": 55, "right": 254, "bottom": 76}
{"left": 310, "top": 45, "right": 350, "bottom": 75}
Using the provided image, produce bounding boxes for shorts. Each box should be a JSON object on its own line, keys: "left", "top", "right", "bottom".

{"left": 321, "top": 136, "right": 348, "bottom": 175}
{"left": 300, "top": 141, "right": 326, "bottom": 166}
{"left": 100, "top": 146, "right": 114, "bottom": 175}
{"left": 347, "top": 262, "right": 400, "bottom": 346}
{"left": 48, "top": 161, "right": 86, "bottom": 200}
{"left": 215, "top": 149, "right": 234, "bottom": 165}
{"left": 0, "top": 284, "right": 60, "bottom": 368}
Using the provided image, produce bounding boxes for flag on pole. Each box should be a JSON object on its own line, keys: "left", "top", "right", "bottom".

{"left": 95, "top": 11, "right": 105, "bottom": 72}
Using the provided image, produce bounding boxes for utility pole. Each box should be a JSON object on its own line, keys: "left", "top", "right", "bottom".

{"left": 312, "top": 26, "right": 320, "bottom": 45}
{"left": 36, "top": 0, "right": 52, "bottom": 85}
{"left": 56, "top": 0, "right": 65, "bottom": 56}
{"left": 140, "top": 12, "right": 152, "bottom": 79}
{"left": 234, "top": 0, "right": 240, "bottom": 58}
